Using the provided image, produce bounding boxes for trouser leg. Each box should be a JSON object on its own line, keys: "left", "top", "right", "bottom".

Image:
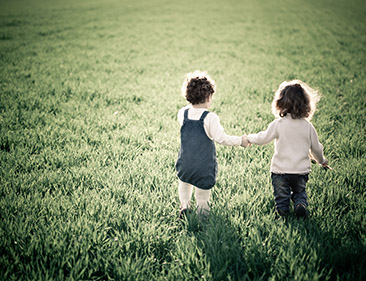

{"left": 271, "top": 173, "right": 291, "bottom": 215}
{"left": 290, "top": 174, "right": 308, "bottom": 208}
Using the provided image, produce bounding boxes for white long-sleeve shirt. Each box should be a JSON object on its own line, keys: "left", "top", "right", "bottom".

{"left": 247, "top": 115, "right": 326, "bottom": 174}
{"left": 177, "top": 105, "right": 242, "bottom": 146}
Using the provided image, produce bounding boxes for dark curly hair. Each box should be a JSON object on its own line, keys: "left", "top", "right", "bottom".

{"left": 275, "top": 84, "right": 311, "bottom": 119}
{"left": 181, "top": 71, "right": 216, "bottom": 105}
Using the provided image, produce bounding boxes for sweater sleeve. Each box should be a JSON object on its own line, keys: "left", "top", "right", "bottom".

{"left": 247, "top": 119, "right": 278, "bottom": 145}
{"left": 206, "top": 113, "right": 242, "bottom": 146}
{"left": 309, "top": 123, "right": 326, "bottom": 164}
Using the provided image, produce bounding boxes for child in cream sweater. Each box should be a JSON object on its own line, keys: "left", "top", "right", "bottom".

{"left": 245, "top": 80, "right": 330, "bottom": 218}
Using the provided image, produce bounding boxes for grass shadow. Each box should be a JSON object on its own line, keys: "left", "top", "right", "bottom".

{"left": 181, "top": 207, "right": 365, "bottom": 281}
{"left": 182, "top": 209, "right": 268, "bottom": 281}
{"left": 284, "top": 215, "right": 366, "bottom": 281}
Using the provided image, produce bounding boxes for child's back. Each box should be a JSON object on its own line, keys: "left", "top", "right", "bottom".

{"left": 250, "top": 115, "right": 324, "bottom": 174}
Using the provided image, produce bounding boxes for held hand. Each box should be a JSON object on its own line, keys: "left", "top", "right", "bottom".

{"left": 241, "top": 135, "right": 251, "bottom": 148}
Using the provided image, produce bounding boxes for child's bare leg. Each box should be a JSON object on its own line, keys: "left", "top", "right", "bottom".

{"left": 178, "top": 180, "right": 193, "bottom": 210}
{"left": 195, "top": 187, "right": 211, "bottom": 217}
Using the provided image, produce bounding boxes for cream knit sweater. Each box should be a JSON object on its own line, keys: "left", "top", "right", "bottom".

{"left": 248, "top": 115, "right": 326, "bottom": 174}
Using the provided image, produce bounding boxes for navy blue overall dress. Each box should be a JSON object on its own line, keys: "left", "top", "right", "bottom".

{"left": 175, "top": 109, "right": 218, "bottom": 190}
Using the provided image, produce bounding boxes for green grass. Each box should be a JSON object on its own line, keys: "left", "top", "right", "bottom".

{"left": 1, "top": 0, "right": 365, "bottom": 280}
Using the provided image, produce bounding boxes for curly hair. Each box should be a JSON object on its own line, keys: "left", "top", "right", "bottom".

{"left": 272, "top": 80, "right": 320, "bottom": 120}
{"left": 181, "top": 70, "right": 216, "bottom": 105}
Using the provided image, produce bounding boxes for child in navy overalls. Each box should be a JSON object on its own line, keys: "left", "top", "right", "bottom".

{"left": 176, "top": 71, "right": 249, "bottom": 218}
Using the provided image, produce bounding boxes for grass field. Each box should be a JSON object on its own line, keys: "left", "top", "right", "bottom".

{"left": 1, "top": 0, "right": 366, "bottom": 280}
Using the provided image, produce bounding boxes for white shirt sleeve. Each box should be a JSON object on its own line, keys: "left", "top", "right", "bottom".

{"left": 309, "top": 123, "right": 326, "bottom": 164}
{"left": 177, "top": 105, "right": 191, "bottom": 126}
{"left": 205, "top": 113, "right": 242, "bottom": 146}
{"left": 247, "top": 119, "right": 278, "bottom": 145}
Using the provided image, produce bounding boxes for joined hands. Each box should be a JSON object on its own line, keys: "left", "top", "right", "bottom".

{"left": 241, "top": 135, "right": 251, "bottom": 148}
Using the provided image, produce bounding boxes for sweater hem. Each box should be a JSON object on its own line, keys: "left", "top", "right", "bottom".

{"left": 270, "top": 169, "right": 310, "bottom": 175}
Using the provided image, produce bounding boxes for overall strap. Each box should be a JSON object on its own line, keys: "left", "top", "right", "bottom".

{"left": 199, "top": 111, "right": 210, "bottom": 122}
{"left": 183, "top": 109, "right": 189, "bottom": 121}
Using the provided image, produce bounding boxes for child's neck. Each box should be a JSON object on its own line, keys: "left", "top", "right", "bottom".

{"left": 192, "top": 102, "right": 209, "bottom": 109}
